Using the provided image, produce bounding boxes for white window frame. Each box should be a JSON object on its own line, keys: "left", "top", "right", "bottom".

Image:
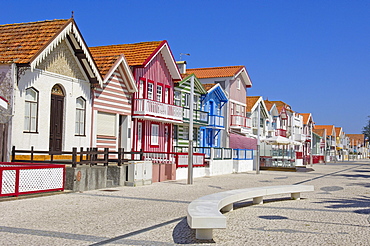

{"left": 157, "top": 85, "right": 163, "bottom": 102}
{"left": 75, "top": 97, "right": 86, "bottom": 136}
{"left": 147, "top": 83, "right": 153, "bottom": 100}
{"left": 24, "top": 87, "right": 38, "bottom": 132}
{"left": 151, "top": 124, "right": 159, "bottom": 145}
{"left": 184, "top": 93, "right": 190, "bottom": 107}
{"left": 174, "top": 91, "right": 181, "bottom": 106}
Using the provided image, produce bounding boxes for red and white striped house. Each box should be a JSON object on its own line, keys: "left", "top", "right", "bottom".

{"left": 89, "top": 51, "right": 137, "bottom": 151}
{"left": 90, "top": 41, "right": 182, "bottom": 155}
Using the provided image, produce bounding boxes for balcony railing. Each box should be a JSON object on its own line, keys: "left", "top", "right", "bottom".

{"left": 133, "top": 98, "right": 183, "bottom": 122}
{"left": 208, "top": 114, "right": 224, "bottom": 128}
{"left": 183, "top": 108, "right": 208, "bottom": 124}
{"left": 276, "top": 129, "right": 287, "bottom": 137}
{"left": 230, "top": 115, "right": 251, "bottom": 128}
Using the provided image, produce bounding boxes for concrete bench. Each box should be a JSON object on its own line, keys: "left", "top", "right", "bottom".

{"left": 187, "top": 185, "right": 314, "bottom": 240}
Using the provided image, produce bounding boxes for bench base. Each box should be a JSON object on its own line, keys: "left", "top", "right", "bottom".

{"left": 196, "top": 229, "right": 213, "bottom": 240}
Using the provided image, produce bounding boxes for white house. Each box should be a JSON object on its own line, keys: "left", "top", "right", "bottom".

{"left": 0, "top": 18, "right": 102, "bottom": 160}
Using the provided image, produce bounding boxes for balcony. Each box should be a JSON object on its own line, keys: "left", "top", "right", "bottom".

{"left": 276, "top": 129, "right": 287, "bottom": 137}
{"left": 208, "top": 114, "right": 224, "bottom": 129}
{"left": 183, "top": 108, "right": 208, "bottom": 125}
{"left": 230, "top": 115, "right": 252, "bottom": 134}
{"left": 133, "top": 98, "right": 183, "bottom": 123}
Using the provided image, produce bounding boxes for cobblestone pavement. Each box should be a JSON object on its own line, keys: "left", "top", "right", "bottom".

{"left": 1, "top": 160, "right": 370, "bottom": 245}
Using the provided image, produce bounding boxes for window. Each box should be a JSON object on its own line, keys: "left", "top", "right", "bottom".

{"left": 151, "top": 124, "right": 159, "bottom": 145}
{"left": 165, "top": 87, "right": 169, "bottom": 104}
{"left": 236, "top": 78, "right": 241, "bottom": 90}
{"left": 174, "top": 91, "right": 181, "bottom": 106}
{"left": 97, "top": 112, "right": 116, "bottom": 136}
{"left": 24, "top": 88, "right": 38, "bottom": 132}
{"left": 184, "top": 93, "right": 190, "bottom": 107}
{"left": 157, "top": 85, "right": 163, "bottom": 102}
{"left": 147, "top": 83, "right": 153, "bottom": 100}
{"left": 138, "top": 80, "right": 144, "bottom": 98}
{"left": 183, "top": 126, "right": 189, "bottom": 140}
{"left": 75, "top": 97, "right": 86, "bottom": 135}
{"left": 193, "top": 95, "right": 198, "bottom": 109}
{"left": 173, "top": 125, "right": 178, "bottom": 140}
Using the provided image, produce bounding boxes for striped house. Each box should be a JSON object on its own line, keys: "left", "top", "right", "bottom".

{"left": 90, "top": 41, "right": 182, "bottom": 157}
{"left": 187, "top": 66, "right": 253, "bottom": 149}
{"left": 173, "top": 63, "right": 208, "bottom": 149}
{"left": 89, "top": 50, "right": 137, "bottom": 151}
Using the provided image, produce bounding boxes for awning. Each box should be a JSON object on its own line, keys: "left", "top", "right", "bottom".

{"left": 230, "top": 133, "right": 257, "bottom": 150}
{"left": 263, "top": 136, "right": 291, "bottom": 145}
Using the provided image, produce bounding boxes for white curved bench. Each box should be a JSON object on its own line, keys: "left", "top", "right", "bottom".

{"left": 187, "top": 185, "right": 314, "bottom": 240}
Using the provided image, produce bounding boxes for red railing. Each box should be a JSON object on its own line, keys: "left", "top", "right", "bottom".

{"left": 230, "top": 115, "right": 251, "bottom": 128}
{"left": 0, "top": 162, "right": 65, "bottom": 197}
{"left": 276, "top": 129, "right": 287, "bottom": 137}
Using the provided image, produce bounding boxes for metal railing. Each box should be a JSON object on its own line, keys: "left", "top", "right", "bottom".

{"left": 0, "top": 162, "right": 65, "bottom": 197}
{"left": 230, "top": 115, "right": 251, "bottom": 128}
{"left": 233, "top": 149, "right": 254, "bottom": 160}
{"left": 276, "top": 129, "right": 287, "bottom": 137}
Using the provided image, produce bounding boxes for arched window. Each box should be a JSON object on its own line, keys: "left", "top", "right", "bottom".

{"left": 24, "top": 87, "right": 38, "bottom": 132}
{"left": 75, "top": 97, "right": 86, "bottom": 136}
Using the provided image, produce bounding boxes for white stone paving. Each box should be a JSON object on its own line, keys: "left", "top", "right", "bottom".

{"left": 1, "top": 160, "right": 370, "bottom": 245}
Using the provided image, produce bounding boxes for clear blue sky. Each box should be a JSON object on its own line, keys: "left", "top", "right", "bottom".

{"left": 1, "top": 0, "right": 369, "bottom": 133}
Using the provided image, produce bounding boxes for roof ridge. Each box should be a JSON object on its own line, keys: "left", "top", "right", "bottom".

{"left": 91, "top": 40, "right": 163, "bottom": 49}
{"left": 0, "top": 19, "right": 69, "bottom": 27}
{"left": 188, "top": 65, "right": 244, "bottom": 70}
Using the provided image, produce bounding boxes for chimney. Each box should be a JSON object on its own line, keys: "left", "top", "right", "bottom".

{"left": 176, "top": 61, "right": 187, "bottom": 74}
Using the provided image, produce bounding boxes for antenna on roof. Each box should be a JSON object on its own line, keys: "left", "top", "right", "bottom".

{"left": 71, "top": 11, "right": 74, "bottom": 18}
{"left": 180, "top": 53, "right": 190, "bottom": 61}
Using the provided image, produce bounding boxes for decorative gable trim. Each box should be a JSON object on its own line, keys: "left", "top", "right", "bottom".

{"left": 104, "top": 54, "right": 137, "bottom": 93}
{"left": 206, "top": 83, "right": 228, "bottom": 102}
{"left": 29, "top": 20, "right": 103, "bottom": 86}
{"left": 234, "top": 67, "right": 252, "bottom": 88}
{"left": 143, "top": 41, "right": 181, "bottom": 81}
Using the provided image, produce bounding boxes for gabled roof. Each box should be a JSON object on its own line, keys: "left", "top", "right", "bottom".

{"left": 335, "top": 127, "right": 343, "bottom": 137}
{"left": 204, "top": 84, "right": 228, "bottom": 102}
{"left": 177, "top": 73, "right": 207, "bottom": 94}
{"left": 90, "top": 40, "right": 181, "bottom": 81}
{"left": 265, "top": 100, "right": 293, "bottom": 113}
{"left": 0, "top": 18, "right": 102, "bottom": 86}
{"left": 315, "top": 125, "right": 336, "bottom": 137}
{"left": 186, "top": 65, "right": 252, "bottom": 87}
{"left": 202, "top": 83, "right": 216, "bottom": 91}
{"left": 299, "top": 113, "right": 313, "bottom": 125}
{"left": 346, "top": 134, "right": 365, "bottom": 145}
{"left": 246, "top": 96, "right": 268, "bottom": 117}
{"left": 264, "top": 100, "right": 279, "bottom": 117}
{"left": 313, "top": 128, "right": 326, "bottom": 138}
{"left": 246, "top": 96, "right": 260, "bottom": 112}
{"left": 91, "top": 53, "right": 137, "bottom": 92}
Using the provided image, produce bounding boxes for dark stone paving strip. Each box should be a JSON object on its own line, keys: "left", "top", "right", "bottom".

{"left": 89, "top": 217, "right": 184, "bottom": 245}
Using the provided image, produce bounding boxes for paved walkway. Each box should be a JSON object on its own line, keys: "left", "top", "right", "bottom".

{"left": 1, "top": 160, "right": 370, "bottom": 245}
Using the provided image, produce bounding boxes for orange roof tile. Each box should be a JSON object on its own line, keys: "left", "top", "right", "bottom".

{"left": 264, "top": 100, "right": 274, "bottom": 111}
{"left": 313, "top": 128, "right": 326, "bottom": 138}
{"left": 335, "top": 127, "right": 342, "bottom": 136}
{"left": 315, "top": 125, "right": 335, "bottom": 136}
{"left": 265, "top": 100, "right": 293, "bottom": 113}
{"left": 187, "top": 66, "right": 245, "bottom": 79}
{"left": 246, "top": 96, "right": 260, "bottom": 112}
{"left": 299, "top": 113, "right": 312, "bottom": 125}
{"left": 90, "top": 41, "right": 163, "bottom": 67}
{"left": 346, "top": 134, "right": 365, "bottom": 145}
{"left": 202, "top": 83, "right": 216, "bottom": 91}
{"left": 0, "top": 19, "right": 71, "bottom": 64}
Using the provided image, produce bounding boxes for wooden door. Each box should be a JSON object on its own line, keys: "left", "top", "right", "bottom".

{"left": 49, "top": 86, "right": 64, "bottom": 152}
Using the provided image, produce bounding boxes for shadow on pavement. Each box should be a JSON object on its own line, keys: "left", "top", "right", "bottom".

{"left": 172, "top": 218, "right": 215, "bottom": 244}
